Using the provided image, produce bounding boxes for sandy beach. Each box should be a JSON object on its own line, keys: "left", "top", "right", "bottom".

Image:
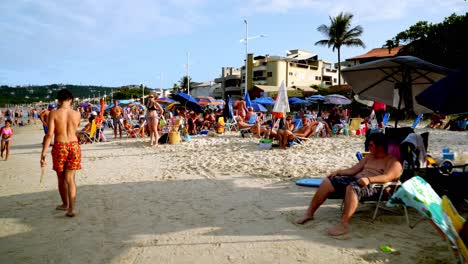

{"left": 1, "top": 122, "right": 467, "bottom": 264}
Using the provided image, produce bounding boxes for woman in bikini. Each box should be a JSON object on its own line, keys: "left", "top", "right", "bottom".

{"left": 146, "top": 94, "right": 164, "bottom": 146}
{"left": 1, "top": 119, "right": 13, "bottom": 160}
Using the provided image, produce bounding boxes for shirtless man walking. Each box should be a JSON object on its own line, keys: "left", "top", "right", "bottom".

{"left": 40, "top": 89, "right": 81, "bottom": 217}
{"left": 110, "top": 99, "right": 124, "bottom": 139}
{"left": 295, "top": 133, "right": 402, "bottom": 236}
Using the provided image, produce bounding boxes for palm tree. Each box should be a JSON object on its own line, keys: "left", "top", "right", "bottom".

{"left": 383, "top": 39, "right": 398, "bottom": 54}
{"left": 315, "top": 12, "right": 365, "bottom": 88}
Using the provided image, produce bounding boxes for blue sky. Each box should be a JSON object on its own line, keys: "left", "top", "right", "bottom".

{"left": 1, "top": 0, "right": 466, "bottom": 88}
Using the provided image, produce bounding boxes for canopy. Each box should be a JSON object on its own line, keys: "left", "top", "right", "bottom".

{"left": 342, "top": 56, "right": 450, "bottom": 126}
{"left": 416, "top": 66, "right": 468, "bottom": 115}
{"left": 272, "top": 81, "right": 290, "bottom": 118}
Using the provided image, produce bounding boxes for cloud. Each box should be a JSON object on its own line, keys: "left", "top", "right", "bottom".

{"left": 238, "top": 0, "right": 467, "bottom": 21}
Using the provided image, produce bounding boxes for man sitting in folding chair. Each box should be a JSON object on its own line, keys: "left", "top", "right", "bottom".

{"left": 295, "top": 133, "right": 402, "bottom": 236}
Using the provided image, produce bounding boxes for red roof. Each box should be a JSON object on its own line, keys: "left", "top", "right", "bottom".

{"left": 346, "top": 46, "right": 404, "bottom": 61}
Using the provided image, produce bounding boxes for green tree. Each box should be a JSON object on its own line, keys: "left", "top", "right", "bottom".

{"left": 315, "top": 12, "right": 365, "bottom": 88}
{"left": 392, "top": 13, "right": 467, "bottom": 69}
{"left": 178, "top": 76, "right": 193, "bottom": 93}
{"left": 382, "top": 39, "right": 398, "bottom": 54}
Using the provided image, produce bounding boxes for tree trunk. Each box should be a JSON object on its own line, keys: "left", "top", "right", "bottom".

{"left": 337, "top": 47, "right": 341, "bottom": 88}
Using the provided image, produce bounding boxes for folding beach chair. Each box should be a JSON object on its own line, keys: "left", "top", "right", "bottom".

{"left": 224, "top": 116, "right": 238, "bottom": 132}
{"left": 387, "top": 177, "right": 468, "bottom": 263}
{"left": 412, "top": 114, "right": 424, "bottom": 129}
{"left": 79, "top": 120, "right": 98, "bottom": 144}
{"left": 239, "top": 113, "right": 258, "bottom": 137}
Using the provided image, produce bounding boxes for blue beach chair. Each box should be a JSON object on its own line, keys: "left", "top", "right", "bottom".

{"left": 412, "top": 114, "right": 424, "bottom": 129}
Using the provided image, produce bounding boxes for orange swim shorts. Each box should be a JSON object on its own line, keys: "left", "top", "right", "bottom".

{"left": 51, "top": 141, "right": 82, "bottom": 172}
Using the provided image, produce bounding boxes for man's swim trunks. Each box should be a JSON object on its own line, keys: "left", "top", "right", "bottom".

{"left": 51, "top": 141, "right": 81, "bottom": 172}
{"left": 43, "top": 125, "right": 48, "bottom": 134}
{"left": 329, "top": 176, "right": 378, "bottom": 200}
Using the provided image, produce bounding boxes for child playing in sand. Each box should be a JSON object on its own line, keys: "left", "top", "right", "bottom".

{"left": 1, "top": 119, "right": 13, "bottom": 160}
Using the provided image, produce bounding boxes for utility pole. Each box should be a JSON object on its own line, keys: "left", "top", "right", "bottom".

{"left": 244, "top": 19, "right": 248, "bottom": 96}
{"left": 187, "top": 52, "right": 190, "bottom": 95}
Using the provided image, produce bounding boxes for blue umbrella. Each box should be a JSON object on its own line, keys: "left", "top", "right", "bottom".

{"left": 306, "top": 95, "right": 326, "bottom": 103}
{"left": 324, "top": 94, "right": 352, "bottom": 105}
{"left": 252, "top": 97, "right": 275, "bottom": 105}
{"left": 223, "top": 96, "right": 234, "bottom": 119}
{"left": 171, "top": 93, "right": 203, "bottom": 113}
{"left": 289, "top": 97, "right": 310, "bottom": 105}
{"left": 416, "top": 66, "right": 468, "bottom": 115}
{"left": 244, "top": 93, "right": 252, "bottom": 108}
{"left": 251, "top": 102, "right": 267, "bottom": 112}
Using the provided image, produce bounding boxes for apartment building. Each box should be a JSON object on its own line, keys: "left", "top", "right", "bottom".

{"left": 214, "top": 49, "right": 344, "bottom": 99}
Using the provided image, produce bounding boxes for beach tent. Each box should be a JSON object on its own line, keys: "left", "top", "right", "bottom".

{"left": 272, "top": 81, "right": 290, "bottom": 118}
{"left": 341, "top": 56, "right": 450, "bottom": 126}
{"left": 416, "top": 66, "right": 468, "bottom": 115}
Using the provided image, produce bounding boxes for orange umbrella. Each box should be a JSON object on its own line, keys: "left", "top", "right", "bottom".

{"left": 195, "top": 96, "right": 223, "bottom": 105}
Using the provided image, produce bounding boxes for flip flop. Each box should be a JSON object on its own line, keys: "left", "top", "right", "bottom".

{"left": 65, "top": 212, "right": 77, "bottom": 217}
{"left": 56, "top": 205, "right": 67, "bottom": 211}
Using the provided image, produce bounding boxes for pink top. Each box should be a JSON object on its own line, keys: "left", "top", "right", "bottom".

{"left": 1, "top": 127, "right": 12, "bottom": 135}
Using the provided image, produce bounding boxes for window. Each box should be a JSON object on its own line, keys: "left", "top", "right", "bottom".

{"left": 289, "top": 72, "right": 293, "bottom": 76}
{"left": 267, "top": 72, "right": 273, "bottom": 77}
{"left": 333, "top": 78, "right": 337, "bottom": 83}
{"left": 315, "top": 76, "right": 319, "bottom": 80}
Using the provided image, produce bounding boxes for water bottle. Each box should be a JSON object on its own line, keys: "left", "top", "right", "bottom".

{"left": 356, "top": 151, "right": 364, "bottom": 161}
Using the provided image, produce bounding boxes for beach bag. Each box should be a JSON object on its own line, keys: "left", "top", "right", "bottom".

{"left": 258, "top": 139, "right": 272, "bottom": 150}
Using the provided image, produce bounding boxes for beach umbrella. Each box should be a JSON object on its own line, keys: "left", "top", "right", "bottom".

{"left": 354, "top": 95, "right": 374, "bottom": 107}
{"left": 306, "top": 95, "right": 326, "bottom": 103}
{"left": 244, "top": 92, "right": 252, "bottom": 108}
{"left": 324, "top": 94, "right": 352, "bottom": 105}
{"left": 195, "top": 96, "right": 223, "bottom": 106}
{"left": 156, "top": 97, "right": 175, "bottom": 104}
{"left": 289, "top": 97, "right": 310, "bottom": 105}
{"left": 223, "top": 96, "right": 234, "bottom": 120}
{"left": 252, "top": 97, "right": 275, "bottom": 105}
{"left": 342, "top": 56, "right": 450, "bottom": 126}
{"left": 416, "top": 66, "right": 468, "bottom": 115}
{"left": 79, "top": 102, "right": 92, "bottom": 108}
{"left": 251, "top": 102, "right": 267, "bottom": 112}
{"left": 166, "top": 102, "right": 181, "bottom": 110}
{"left": 272, "top": 81, "right": 290, "bottom": 118}
{"left": 171, "top": 93, "right": 203, "bottom": 113}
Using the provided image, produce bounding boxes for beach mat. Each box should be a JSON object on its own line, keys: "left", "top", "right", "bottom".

{"left": 296, "top": 178, "right": 324, "bottom": 187}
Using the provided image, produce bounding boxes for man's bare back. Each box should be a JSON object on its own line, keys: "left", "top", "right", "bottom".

{"left": 48, "top": 108, "right": 80, "bottom": 143}
{"left": 39, "top": 110, "right": 50, "bottom": 126}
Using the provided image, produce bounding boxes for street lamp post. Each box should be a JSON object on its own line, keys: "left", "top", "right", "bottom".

{"left": 241, "top": 19, "right": 267, "bottom": 96}
{"left": 187, "top": 52, "right": 190, "bottom": 96}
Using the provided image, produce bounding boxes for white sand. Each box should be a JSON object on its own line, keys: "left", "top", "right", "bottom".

{"left": 0, "top": 122, "right": 466, "bottom": 264}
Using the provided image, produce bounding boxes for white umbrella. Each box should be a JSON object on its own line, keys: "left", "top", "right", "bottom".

{"left": 272, "top": 81, "right": 290, "bottom": 118}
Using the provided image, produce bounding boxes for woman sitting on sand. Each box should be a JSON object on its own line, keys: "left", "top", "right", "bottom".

{"left": 122, "top": 119, "right": 141, "bottom": 138}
